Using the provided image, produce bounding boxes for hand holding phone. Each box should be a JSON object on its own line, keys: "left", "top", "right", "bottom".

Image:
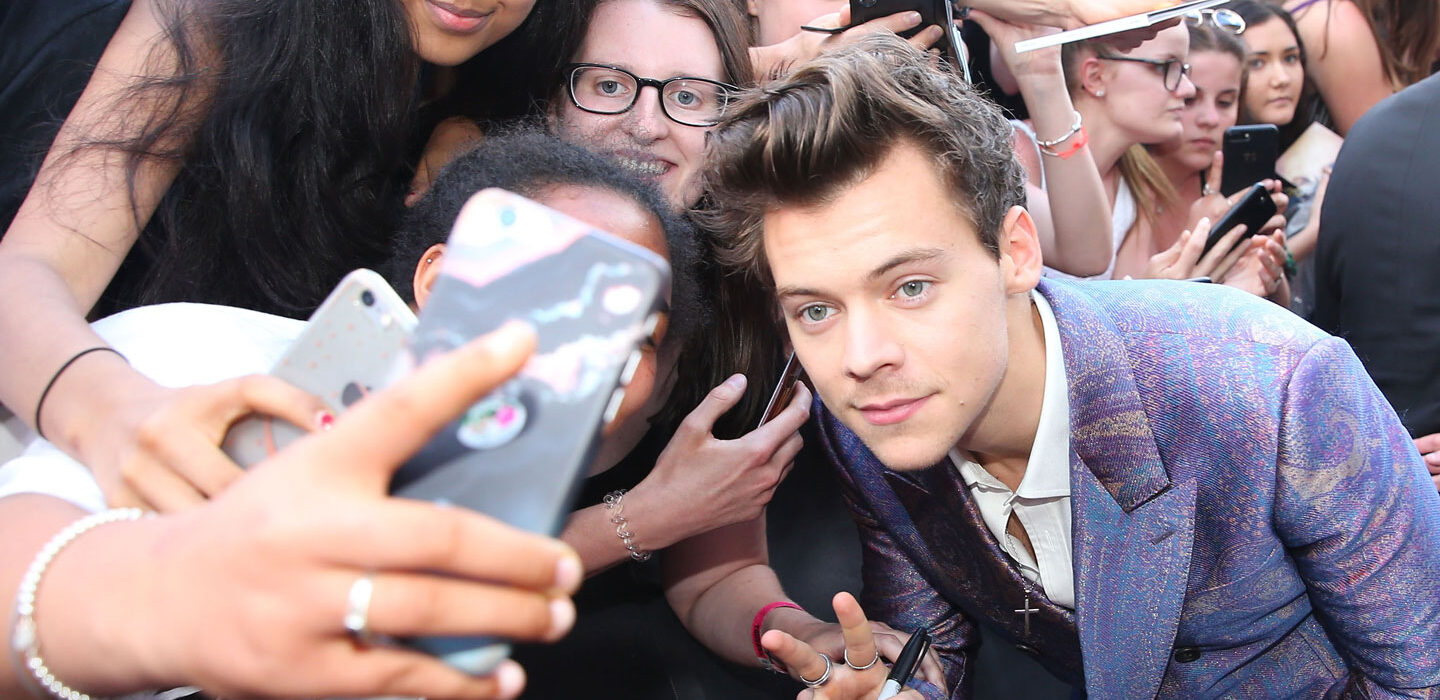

{"left": 392, "top": 188, "right": 669, "bottom": 672}
{"left": 222, "top": 269, "right": 417, "bottom": 466}
{"left": 1200, "top": 183, "right": 1279, "bottom": 258}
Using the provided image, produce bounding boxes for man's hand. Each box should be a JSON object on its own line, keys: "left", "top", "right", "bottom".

{"left": 763, "top": 592, "right": 943, "bottom": 699}
{"left": 1415, "top": 433, "right": 1440, "bottom": 491}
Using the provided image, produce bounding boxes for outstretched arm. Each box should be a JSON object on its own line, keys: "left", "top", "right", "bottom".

{"left": 0, "top": 324, "right": 582, "bottom": 699}
{"left": 0, "top": 0, "right": 320, "bottom": 512}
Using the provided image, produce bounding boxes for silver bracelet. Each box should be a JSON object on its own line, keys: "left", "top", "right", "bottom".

{"left": 1035, "top": 109, "right": 1083, "bottom": 148}
{"left": 12, "top": 508, "right": 149, "bottom": 700}
{"left": 602, "top": 490, "right": 651, "bottom": 562}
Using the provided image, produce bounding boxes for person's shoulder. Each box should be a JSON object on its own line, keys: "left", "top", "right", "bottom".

{"left": 1048, "top": 279, "right": 1330, "bottom": 353}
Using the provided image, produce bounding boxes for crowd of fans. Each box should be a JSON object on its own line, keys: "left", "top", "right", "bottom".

{"left": 1, "top": 0, "right": 1437, "bottom": 698}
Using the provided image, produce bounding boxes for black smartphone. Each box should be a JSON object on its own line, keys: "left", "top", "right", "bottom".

{"left": 393, "top": 189, "right": 669, "bottom": 673}
{"left": 756, "top": 351, "right": 806, "bottom": 430}
{"left": 1201, "top": 183, "right": 1277, "bottom": 257}
{"left": 850, "top": 0, "right": 945, "bottom": 38}
{"left": 847, "top": 0, "right": 970, "bottom": 80}
{"left": 1220, "top": 124, "right": 1280, "bottom": 196}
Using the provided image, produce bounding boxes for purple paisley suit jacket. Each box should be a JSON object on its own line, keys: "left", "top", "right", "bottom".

{"left": 814, "top": 279, "right": 1440, "bottom": 699}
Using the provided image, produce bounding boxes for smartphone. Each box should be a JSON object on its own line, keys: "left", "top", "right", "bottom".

{"left": 756, "top": 351, "right": 806, "bottom": 430}
{"left": 1012, "top": 0, "right": 1225, "bottom": 52}
{"left": 392, "top": 188, "right": 669, "bottom": 672}
{"left": 847, "top": 0, "right": 970, "bottom": 80}
{"left": 222, "top": 269, "right": 416, "bottom": 466}
{"left": 1220, "top": 124, "right": 1280, "bottom": 196}
{"left": 850, "top": 0, "right": 945, "bottom": 38}
{"left": 1201, "top": 183, "right": 1277, "bottom": 257}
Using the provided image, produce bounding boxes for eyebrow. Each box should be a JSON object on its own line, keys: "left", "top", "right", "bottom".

{"left": 774, "top": 247, "right": 949, "bottom": 300}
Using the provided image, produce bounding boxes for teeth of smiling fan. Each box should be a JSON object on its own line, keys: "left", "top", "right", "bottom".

{"left": 618, "top": 158, "right": 665, "bottom": 176}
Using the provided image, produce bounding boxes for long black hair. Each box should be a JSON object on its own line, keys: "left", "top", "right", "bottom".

{"left": 83, "top": 0, "right": 419, "bottom": 318}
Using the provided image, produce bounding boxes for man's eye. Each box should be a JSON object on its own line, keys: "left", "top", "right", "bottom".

{"left": 897, "top": 280, "right": 930, "bottom": 298}
{"left": 597, "top": 80, "right": 624, "bottom": 95}
{"left": 801, "top": 305, "right": 833, "bottom": 323}
{"left": 673, "top": 89, "right": 699, "bottom": 107}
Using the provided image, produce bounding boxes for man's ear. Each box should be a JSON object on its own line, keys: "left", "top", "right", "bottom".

{"left": 997, "top": 206, "right": 1043, "bottom": 295}
{"left": 412, "top": 243, "right": 447, "bottom": 310}
{"left": 746, "top": 0, "right": 760, "bottom": 17}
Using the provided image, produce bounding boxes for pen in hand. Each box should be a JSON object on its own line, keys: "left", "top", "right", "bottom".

{"left": 877, "top": 626, "right": 931, "bottom": 700}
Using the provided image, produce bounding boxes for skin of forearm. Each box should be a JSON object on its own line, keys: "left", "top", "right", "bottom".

{"left": 559, "top": 475, "right": 712, "bottom": 577}
{"left": 669, "top": 560, "right": 823, "bottom": 666}
{"left": 1017, "top": 69, "right": 1114, "bottom": 276}
{"left": 0, "top": 496, "right": 169, "bottom": 696}
{"left": 0, "top": 256, "right": 128, "bottom": 437}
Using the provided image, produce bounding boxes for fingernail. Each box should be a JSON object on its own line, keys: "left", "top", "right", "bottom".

{"left": 548, "top": 597, "right": 577, "bottom": 640}
{"left": 554, "top": 553, "right": 582, "bottom": 593}
{"left": 316, "top": 410, "right": 335, "bottom": 431}
{"left": 725, "top": 374, "right": 747, "bottom": 391}
{"left": 492, "top": 660, "right": 526, "bottom": 699}
{"left": 905, "top": 11, "right": 922, "bottom": 22}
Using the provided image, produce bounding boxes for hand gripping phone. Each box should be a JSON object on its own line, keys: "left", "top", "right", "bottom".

{"left": 845, "top": 0, "right": 971, "bottom": 80}
{"left": 392, "top": 188, "right": 670, "bottom": 672}
{"left": 1220, "top": 124, "right": 1280, "bottom": 196}
{"left": 222, "top": 269, "right": 416, "bottom": 466}
{"left": 1201, "top": 182, "right": 1278, "bottom": 257}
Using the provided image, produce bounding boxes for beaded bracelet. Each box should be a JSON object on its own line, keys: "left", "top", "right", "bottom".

{"left": 602, "top": 490, "right": 651, "bottom": 562}
{"left": 12, "top": 508, "right": 149, "bottom": 700}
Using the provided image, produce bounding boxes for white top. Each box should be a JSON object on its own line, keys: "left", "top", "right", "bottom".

{"left": 1012, "top": 119, "right": 1135, "bottom": 282}
{"left": 950, "top": 290, "right": 1074, "bottom": 609}
{"left": 0, "top": 303, "right": 303, "bottom": 512}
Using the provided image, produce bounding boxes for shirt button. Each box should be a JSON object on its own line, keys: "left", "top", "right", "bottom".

{"left": 1172, "top": 647, "right": 1202, "bottom": 664}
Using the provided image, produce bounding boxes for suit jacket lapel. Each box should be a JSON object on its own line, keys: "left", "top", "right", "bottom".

{"left": 1040, "top": 280, "right": 1198, "bottom": 700}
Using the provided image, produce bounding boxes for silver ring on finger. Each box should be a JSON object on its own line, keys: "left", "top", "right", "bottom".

{"left": 344, "top": 572, "right": 379, "bottom": 646}
{"left": 799, "top": 654, "right": 833, "bottom": 688}
{"left": 844, "top": 648, "right": 880, "bottom": 671}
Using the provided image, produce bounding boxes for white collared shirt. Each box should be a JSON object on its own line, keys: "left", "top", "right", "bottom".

{"left": 950, "top": 290, "right": 1074, "bottom": 609}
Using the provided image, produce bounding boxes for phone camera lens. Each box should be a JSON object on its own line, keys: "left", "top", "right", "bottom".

{"left": 858, "top": 0, "right": 877, "bottom": 6}
{"left": 360, "top": 290, "right": 376, "bottom": 307}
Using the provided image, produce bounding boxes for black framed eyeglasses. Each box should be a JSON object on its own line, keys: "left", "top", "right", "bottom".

{"left": 1094, "top": 55, "right": 1192, "bottom": 93}
{"left": 1184, "top": 8, "right": 1246, "bottom": 34}
{"left": 565, "top": 63, "right": 737, "bottom": 128}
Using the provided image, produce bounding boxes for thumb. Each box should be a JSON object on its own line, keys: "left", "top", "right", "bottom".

{"left": 309, "top": 321, "right": 536, "bottom": 480}
{"left": 678, "top": 374, "right": 748, "bottom": 436}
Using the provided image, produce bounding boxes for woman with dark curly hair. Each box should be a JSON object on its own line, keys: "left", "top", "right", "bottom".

{"left": 0, "top": 0, "right": 564, "bottom": 512}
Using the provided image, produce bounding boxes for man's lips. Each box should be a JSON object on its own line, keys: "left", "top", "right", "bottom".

{"left": 856, "top": 395, "right": 930, "bottom": 426}
{"left": 426, "top": 0, "right": 493, "bottom": 33}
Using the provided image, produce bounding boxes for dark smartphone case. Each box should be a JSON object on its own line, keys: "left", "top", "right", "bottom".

{"left": 850, "top": 0, "right": 946, "bottom": 38}
{"left": 1220, "top": 124, "right": 1280, "bottom": 196}
{"left": 393, "top": 188, "right": 669, "bottom": 673}
{"left": 1202, "top": 183, "right": 1277, "bottom": 257}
